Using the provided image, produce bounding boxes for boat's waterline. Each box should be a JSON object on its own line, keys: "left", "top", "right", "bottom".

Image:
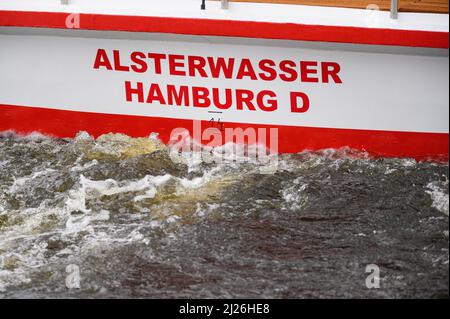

{"left": 0, "top": 1, "right": 448, "bottom": 161}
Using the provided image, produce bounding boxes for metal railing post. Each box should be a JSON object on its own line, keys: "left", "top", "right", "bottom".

{"left": 390, "top": 0, "right": 398, "bottom": 19}
{"left": 221, "top": 0, "right": 229, "bottom": 10}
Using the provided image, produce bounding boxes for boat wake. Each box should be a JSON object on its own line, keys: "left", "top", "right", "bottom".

{"left": 0, "top": 131, "right": 448, "bottom": 298}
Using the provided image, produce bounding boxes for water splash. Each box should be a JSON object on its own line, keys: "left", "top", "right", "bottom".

{"left": 0, "top": 131, "right": 448, "bottom": 298}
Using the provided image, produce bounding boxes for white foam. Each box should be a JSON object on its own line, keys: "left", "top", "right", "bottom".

{"left": 70, "top": 159, "right": 98, "bottom": 172}
{"left": 81, "top": 174, "right": 172, "bottom": 196}
{"left": 175, "top": 165, "right": 223, "bottom": 191}
{"left": 0, "top": 269, "right": 32, "bottom": 293}
{"left": 65, "top": 174, "right": 173, "bottom": 213}
{"left": 65, "top": 209, "right": 110, "bottom": 234}
{"left": 384, "top": 167, "right": 398, "bottom": 175}
{"left": 179, "top": 176, "right": 205, "bottom": 189}
{"left": 281, "top": 178, "right": 308, "bottom": 210}
{"left": 0, "top": 242, "right": 49, "bottom": 293}
{"left": 166, "top": 215, "right": 181, "bottom": 223}
{"left": 401, "top": 158, "right": 418, "bottom": 168}
{"left": 75, "top": 131, "right": 94, "bottom": 142}
{"left": 9, "top": 168, "right": 57, "bottom": 193}
{"left": 426, "top": 181, "right": 449, "bottom": 216}
{"left": 168, "top": 134, "right": 278, "bottom": 173}
{"left": 149, "top": 220, "right": 162, "bottom": 228}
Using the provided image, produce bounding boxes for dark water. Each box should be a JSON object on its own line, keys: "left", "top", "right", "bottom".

{"left": 0, "top": 132, "right": 448, "bottom": 298}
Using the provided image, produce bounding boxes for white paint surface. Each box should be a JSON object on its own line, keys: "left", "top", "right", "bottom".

{"left": 0, "top": 32, "right": 448, "bottom": 133}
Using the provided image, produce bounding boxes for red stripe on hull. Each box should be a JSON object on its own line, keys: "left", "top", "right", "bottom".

{"left": 0, "top": 104, "right": 448, "bottom": 161}
{"left": 0, "top": 10, "right": 448, "bottom": 49}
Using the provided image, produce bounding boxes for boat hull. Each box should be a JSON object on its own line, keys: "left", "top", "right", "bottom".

{"left": 0, "top": 5, "right": 448, "bottom": 161}
{"left": 1, "top": 103, "right": 448, "bottom": 161}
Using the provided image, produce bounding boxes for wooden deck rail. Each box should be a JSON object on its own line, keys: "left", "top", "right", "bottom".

{"left": 213, "top": 0, "right": 449, "bottom": 14}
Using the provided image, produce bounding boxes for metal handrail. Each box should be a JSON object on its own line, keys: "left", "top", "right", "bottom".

{"left": 390, "top": 0, "right": 399, "bottom": 19}
{"left": 221, "top": 0, "right": 229, "bottom": 10}
{"left": 61, "top": 0, "right": 399, "bottom": 19}
{"left": 215, "top": 0, "right": 399, "bottom": 19}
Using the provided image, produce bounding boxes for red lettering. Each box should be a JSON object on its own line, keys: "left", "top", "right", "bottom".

{"left": 321, "top": 62, "right": 342, "bottom": 84}
{"left": 258, "top": 59, "right": 277, "bottom": 81}
{"left": 93, "top": 49, "right": 112, "bottom": 70}
{"left": 236, "top": 59, "right": 257, "bottom": 80}
{"left": 279, "top": 60, "right": 297, "bottom": 82}
{"left": 290, "top": 92, "right": 310, "bottom": 113}
{"left": 146, "top": 83, "right": 166, "bottom": 104}
{"left": 125, "top": 81, "right": 144, "bottom": 103}
{"left": 188, "top": 56, "right": 208, "bottom": 77}
{"left": 148, "top": 53, "right": 167, "bottom": 74}
{"left": 167, "top": 85, "right": 190, "bottom": 106}
{"left": 300, "top": 61, "right": 319, "bottom": 83}
{"left": 257, "top": 90, "right": 277, "bottom": 111}
{"left": 208, "top": 57, "right": 235, "bottom": 79}
{"left": 236, "top": 90, "right": 256, "bottom": 111}
{"left": 168, "top": 55, "right": 186, "bottom": 76}
{"left": 113, "top": 50, "right": 129, "bottom": 72}
{"left": 130, "top": 51, "right": 148, "bottom": 73}
{"left": 192, "top": 87, "right": 211, "bottom": 108}
{"left": 212, "top": 88, "right": 233, "bottom": 109}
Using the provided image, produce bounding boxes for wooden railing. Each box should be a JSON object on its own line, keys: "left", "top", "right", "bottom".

{"left": 213, "top": 0, "right": 449, "bottom": 13}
